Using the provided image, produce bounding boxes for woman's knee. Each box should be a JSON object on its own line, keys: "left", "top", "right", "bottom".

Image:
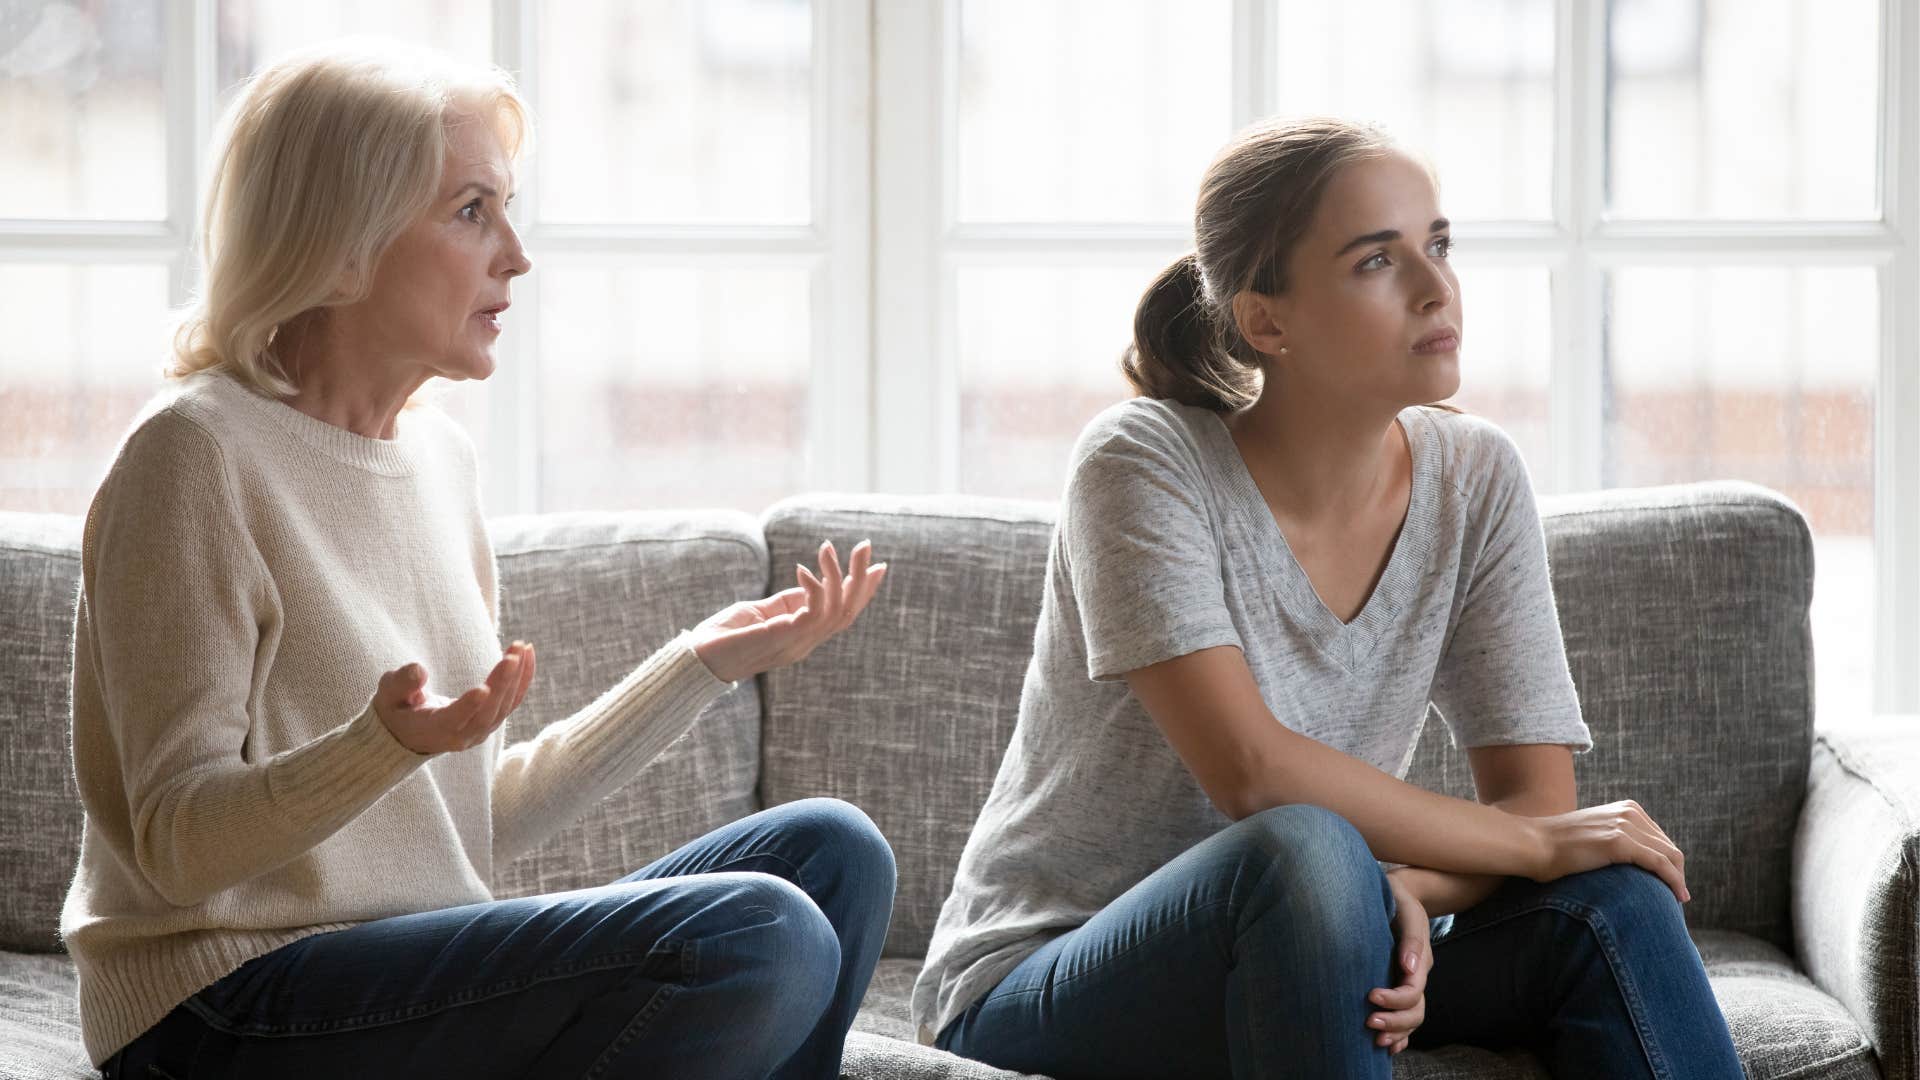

{"left": 1553, "top": 864, "right": 1685, "bottom": 925}
{"left": 686, "top": 874, "right": 841, "bottom": 1020}
{"left": 775, "top": 797, "right": 898, "bottom": 893}
{"left": 1217, "top": 805, "right": 1391, "bottom": 935}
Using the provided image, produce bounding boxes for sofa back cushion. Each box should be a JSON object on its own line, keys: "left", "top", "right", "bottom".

{"left": 759, "top": 483, "right": 1814, "bottom": 957}
{"left": 489, "top": 512, "right": 769, "bottom": 898}
{"left": 1407, "top": 483, "right": 1813, "bottom": 950}
{"left": 0, "top": 514, "right": 85, "bottom": 952}
{"left": 760, "top": 496, "right": 1055, "bottom": 958}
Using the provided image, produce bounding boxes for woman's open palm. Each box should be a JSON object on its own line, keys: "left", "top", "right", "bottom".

{"left": 692, "top": 540, "right": 888, "bottom": 683}
{"left": 374, "top": 642, "right": 536, "bottom": 755}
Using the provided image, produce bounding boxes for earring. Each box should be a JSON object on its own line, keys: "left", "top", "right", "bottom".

{"left": 1279, "top": 345, "right": 1289, "bottom": 355}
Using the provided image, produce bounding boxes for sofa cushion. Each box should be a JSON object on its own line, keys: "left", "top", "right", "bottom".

{"left": 760, "top": 495, "right": 1055, "bottom": 958}
{"left": 0, "top": 513, "right": 84, "bottom": 954}
{"left": 843, "top": 932, "right": 1876, "bottom": 1079}
{"left": 0, "top": 931, "right": 1882, "bottom": 1080}
{"left": 489, "top": 511, "right": 769, "bottom": 898}
{"left": 0, "top": 950, "right": 93, "bottom": 1080}
{"left": 1406, "top": 483, "right": 1814, "bottom": 953}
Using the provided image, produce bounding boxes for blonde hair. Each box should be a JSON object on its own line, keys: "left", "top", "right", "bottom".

{"left": 169, "top": 39, "right": 530, "bottom": 396}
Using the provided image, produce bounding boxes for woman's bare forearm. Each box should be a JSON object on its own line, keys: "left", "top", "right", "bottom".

{"left": 1386, "top": 791, "right": 1578, "bottom": 915}
{"left": 1250, "top": 730, "right": 1548, "bottom": 879}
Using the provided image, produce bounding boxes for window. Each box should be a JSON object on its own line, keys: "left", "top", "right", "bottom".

{"left": 1, "top": 0, "right": 1913, "bottom": 720}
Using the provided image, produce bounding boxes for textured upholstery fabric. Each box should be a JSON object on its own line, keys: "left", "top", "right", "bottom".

{"left": 845, "top": 932, "right": 1879, "bottom": 1079}
{"left": 1796, "top": 718, "right": 1920, "bottom": 1080}
{"left": 760, "top": 494, "right": 1056, "bottom": 957}
{"left": 0, "top": 951, "right": 92, "bottom": 1080}
{"left": 1411, "top": 482, "right": 1813, "bottom": 952}
{"left": 487, "top": 512, "right": 769, "bottom": 898}
{"left": 0, "top": 514, "right": 84, "bottom": 955}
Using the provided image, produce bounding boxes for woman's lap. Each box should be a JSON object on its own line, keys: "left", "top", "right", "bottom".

{"left": 940, "top": 808, "right": 1742, "bottom": 1080}
{"left": 106, "top": 798, "right": 893, "bottom": 1080}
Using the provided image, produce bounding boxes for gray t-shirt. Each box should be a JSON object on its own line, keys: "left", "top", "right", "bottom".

{"left": 911, "top": 398, "right": 1592, "bottom": 1044}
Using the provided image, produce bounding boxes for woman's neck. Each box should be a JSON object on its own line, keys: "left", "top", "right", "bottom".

{"left": 1224, "top": 381, "right": 1407, "bottom": 527}
{"left": 273, "top": 315, "right": 429, "bottom": 440}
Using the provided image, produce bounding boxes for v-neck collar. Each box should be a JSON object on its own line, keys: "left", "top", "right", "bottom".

{"left": 1206, "top": 405, "right": 1440, "bottom": 673}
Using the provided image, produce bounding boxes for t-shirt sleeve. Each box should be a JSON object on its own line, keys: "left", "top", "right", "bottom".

{"left": 1062, "top": 412, "right": 1243, "bottom": 681}
{"left": 1428, "top": 425, "right": 1592, "bottom": 751}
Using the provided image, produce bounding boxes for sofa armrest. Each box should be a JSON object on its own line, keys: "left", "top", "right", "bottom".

{"left": 1793, "top": 717, "right": 1920, "bottom": 1080}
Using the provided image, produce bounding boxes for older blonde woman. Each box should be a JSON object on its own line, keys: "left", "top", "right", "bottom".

{"left": 62, "top": 42, "right": 893, "bottom": 1080}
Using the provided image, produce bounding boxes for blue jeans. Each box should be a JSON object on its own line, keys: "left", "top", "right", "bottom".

{"left": 104, "top": 798, "right": 896, "bottom": 1080}
{"left": 937, "top": 804, "right": 1745, "bottom": 1080}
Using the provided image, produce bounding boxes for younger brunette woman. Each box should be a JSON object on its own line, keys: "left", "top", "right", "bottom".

{"left": 913, "top": 118, "right": 1743, "bottom": 1079}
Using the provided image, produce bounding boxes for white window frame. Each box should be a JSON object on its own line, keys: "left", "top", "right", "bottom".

{"left": 0, "top": 0, "right": 1912, "bottom": 711}
{"left": 869, "top": 0, "right": 1920, "bottom": 714}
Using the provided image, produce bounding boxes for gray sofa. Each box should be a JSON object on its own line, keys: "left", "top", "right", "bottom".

{"left": 2, "top": 483, "right": 1915, "bottom": 1079}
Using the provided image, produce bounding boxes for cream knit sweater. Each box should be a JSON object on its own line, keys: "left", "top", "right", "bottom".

{"left": 60, "top": 372, "right": 731, "bottom": 1065}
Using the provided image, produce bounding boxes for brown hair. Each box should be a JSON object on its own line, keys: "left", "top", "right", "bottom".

{"left": 1121, "top": 117, "right": 1397, "bottom": 412}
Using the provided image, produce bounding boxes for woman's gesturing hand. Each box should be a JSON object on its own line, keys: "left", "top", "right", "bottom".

{"left": 374, "top": 641, "right": 537, "bottom": 755}
{"left": 690, "top": 539, "right": 888, "bottom": 684}
{"left": 1371, "top": 870, "right": 1432, "bottom": 1056}
{"left": 1531, "top": 799, "right": 1691, "bottom": 904}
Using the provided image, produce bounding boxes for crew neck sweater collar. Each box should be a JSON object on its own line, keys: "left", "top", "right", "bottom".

{"left": 203, "top": 372, "right": 422, "bottom": 477}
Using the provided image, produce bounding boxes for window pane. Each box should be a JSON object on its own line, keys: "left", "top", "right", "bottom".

{"left": 538, "top": 0, "right": 812, "bottom": 224}
{"left": 957, "top": 0, "right": 1232, "bottom": 224}
{"left": 1605, "top": 266, "right": 1875, "bottom": 723}
{"left": 1445, "top": 263, "right": 1553, "bottom": 479}
{"left": 1274, "top": 0, "right": 1555, "bottom": 222}
{"left": 0, "top": 1, "right": 166, "bottom": 220}
{"left": 1606, "top": 0, "right": 1879, "bottom": 220}
{"left": 216, "top": 0, "right": 493, "bottom": 99}
{"left": 537, "top": 265, "right": 811, "bottom": 511}
{"left": 956, "top": 261, "right": 1175, "bottom": 499}
{"left": 0, "top": 264, "right": 170, "bottom": 512}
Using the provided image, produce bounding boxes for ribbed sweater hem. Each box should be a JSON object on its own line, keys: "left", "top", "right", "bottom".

{"left": 78, "top": 922, "right": 359, "bottom": 1066}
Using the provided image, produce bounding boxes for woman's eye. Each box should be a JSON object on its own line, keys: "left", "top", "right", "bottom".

{"left": 1428, "top": 236, "right": 1453, "bottom": 258}
{"left": 1359, "top": 252, "right": 1389, "bottom": 271}
{"left": 460, "top": 200, "right": 484, "bottom": 223}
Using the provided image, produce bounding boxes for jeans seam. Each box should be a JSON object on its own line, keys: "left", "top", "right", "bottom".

{"left": 186, "top": 943, "right": 686, "bottom": 1038}
{"left": 583, "top": 934, "right": 699, "bottom": 1080}
{"left": 1436, "top": 895, "right": 1671, "bottom": 1079}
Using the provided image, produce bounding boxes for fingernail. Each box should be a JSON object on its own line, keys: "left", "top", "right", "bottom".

{"left": 1405, "top": 952, "right": 1417, "bottom": 972}
{"left": 1370, "top": 1017, "right": 1385, "bottom": 1027}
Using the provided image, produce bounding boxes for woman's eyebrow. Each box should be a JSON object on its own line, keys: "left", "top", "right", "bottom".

{"left": 1334, "top": 218, "right": 1451, "bottom": 257}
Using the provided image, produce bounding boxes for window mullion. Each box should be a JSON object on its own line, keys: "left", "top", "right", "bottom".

{"left": 809, "top": 0, "right": 875, "bottom": 492}
{"left": 870, "top": 0, "right": 947, "bottom": 493}
{"left": 1551, "top": 0, "right": 1604, "bottom": 495}
{"left": 1877, "top": 0, "right": 1919, "bottom": 713}
{"left": 489, "top": 0, "right": 537, "bottom": 515}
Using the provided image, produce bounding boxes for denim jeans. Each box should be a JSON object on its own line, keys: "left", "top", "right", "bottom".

{"left": 104, "top": 797, "right": 896, "bottom": 1080}
{"left": 937, "top": 804, "right": 1745, "bottom": 1080}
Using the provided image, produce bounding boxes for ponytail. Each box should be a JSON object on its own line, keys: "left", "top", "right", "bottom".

{"left": 1120, "top": 253, "right": 1260, "bottom": 413}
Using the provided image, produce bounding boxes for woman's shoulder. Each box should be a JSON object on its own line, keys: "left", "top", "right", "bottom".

{"left": 1409, "top": 405, "right": 1533, "bottom": 499}
{"left": 1069, "top": 396, "right": 1220, "bottom": 472}
{"left": 109, "top": 374, "right": 238, "bottom": 471}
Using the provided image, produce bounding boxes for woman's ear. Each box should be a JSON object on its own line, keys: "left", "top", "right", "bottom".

{"left": 1231, "top": 291, "right": 1288, "bottom": 359}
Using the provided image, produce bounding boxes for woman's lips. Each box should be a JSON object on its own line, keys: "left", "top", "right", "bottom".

{"left": 1412, "top": 331, "right": 1459, "bottom": 355}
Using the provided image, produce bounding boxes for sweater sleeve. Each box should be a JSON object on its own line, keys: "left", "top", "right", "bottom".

{"left": 489, "top": 634, "right": 732, "bottom": 865}
{"left": 81, "top": 412, "right": 430, "bottom": 908}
